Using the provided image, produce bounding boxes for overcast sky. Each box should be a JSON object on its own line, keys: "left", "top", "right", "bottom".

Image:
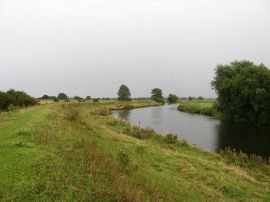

{"left": 0, "top": 0, "right": 269, "bottom": 98}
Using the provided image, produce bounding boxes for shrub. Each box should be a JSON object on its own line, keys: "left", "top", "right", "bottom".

{"left": 0, "top": 90, "right": 38, "bottom": 111}
{"left": 219, "top": 147, "right": 267, "bottom": 166}
{"left": 7, "top": 104, "right": 18, "bottom": 112}
{"left": 53, "top": 97, "right": 60, "bottom": 102}
{"left": 161, "top": 133, "right": 178, "bottom": 144}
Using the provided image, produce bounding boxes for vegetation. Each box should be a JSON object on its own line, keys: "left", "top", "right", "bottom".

{"left": 0, "top": 101, "right": 270, "bottom": 201}
{"left": 41, "top": 94, "right": 49, "bottom": 99}
{"left": 167, "top": 94, "right": 179, "bottom": 104}
{"left": 53, "top": 97, "right": 60, "bottom": 102}
{"left": 211, "top": 60, "right": 270, "bottom": 125}
{"left": 117, "top": 84, "right": 131, "bottom": 101}
{"left": 58, "top": 93, "right": 68, "bottom": 100}
{"left": 178, "top": 100, "right": 218, "bottom": 117}
{"left": 151, "top": 88, "right": 164, "bottom": 103}
{"left": 0, "top": 89, "right": 38, "bottom": 111}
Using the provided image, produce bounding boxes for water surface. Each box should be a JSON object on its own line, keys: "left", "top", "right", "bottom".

{"left": 113, "top": 104, "right": 270, "bottom": 158}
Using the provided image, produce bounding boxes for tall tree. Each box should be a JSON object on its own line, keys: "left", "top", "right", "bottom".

{"left": 58, "top": 93, "right": 68, "bottom": 100}
{"left": 167, "top": 94, "right": 179, "bottom": 104}
{"left": 151, "top": 88, "right": 164, "bottom": 103}
{"left": 117, "top": 84, "right": 131, "bottom": 101}
{"left": 211, "top": 60, "right": 270, "bottom": 125}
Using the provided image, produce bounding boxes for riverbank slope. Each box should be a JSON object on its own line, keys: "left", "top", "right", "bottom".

{"left": 0, "top": 100, "right": 269, "bottom": 201}
{"left": 178, "top": 100, "right": 219, "bottom": 117}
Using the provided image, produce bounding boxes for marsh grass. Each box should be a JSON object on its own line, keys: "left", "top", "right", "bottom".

{"left": 220, "top": 147, "right": 269, "bottom": 166}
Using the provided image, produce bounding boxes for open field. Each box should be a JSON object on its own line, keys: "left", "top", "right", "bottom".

{"left": 178, "top": 100, "right": 219, "bottom": 117}
{"left": 0, "top": 100, "right": 270, "bottom": 201}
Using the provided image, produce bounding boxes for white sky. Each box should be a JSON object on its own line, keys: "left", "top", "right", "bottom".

{"left": 0, "top": 0, "right": 270, "bottom": 98}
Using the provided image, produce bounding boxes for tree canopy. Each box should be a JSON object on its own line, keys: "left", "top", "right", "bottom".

{"left": 0, "top": 89, "right": 38, "bottom": 111}
{"left": 58, "top": 93, "right": 68, "bottom": 100}
{"left": 167, "top": 94, "right": 179, "bottom": 104}
{"left": 151, "top": 88, "right": 164, "bottom": 103}
{"left": 41, "top": 94, "right": 49, "bottom": 99}
{"left": 117, "top": 84, "right": 131, "bottom": 101}
{"left": 211, "top": 60, "right": 270, "bottom": 125}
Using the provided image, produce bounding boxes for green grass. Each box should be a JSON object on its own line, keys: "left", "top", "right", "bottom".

{"left": 178, "top": 100, "right": 219, "bottom": 117}
{"left": 0, "top": 106, "right": 50, "bottom": 200}
{"left": 0, "top": 101, "right": 269, "bottom": 201}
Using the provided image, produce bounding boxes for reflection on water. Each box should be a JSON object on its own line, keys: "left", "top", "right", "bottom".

{"left": 117, "top": 110, "right": 131, "bottom": 120}
{"left": 113, "top": 104, "right": 270, "bottom": 158}
{"left": 215, "top": 122, "right": 270, "bottom": 157}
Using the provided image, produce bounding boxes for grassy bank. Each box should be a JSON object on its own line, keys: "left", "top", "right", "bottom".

{"left": 178, "top": 100, "right": 219, "bottom": 117}
{"left": 0, "top": 101, "right": 270, "bottom": 201}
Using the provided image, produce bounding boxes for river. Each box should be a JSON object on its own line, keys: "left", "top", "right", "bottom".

{"left": 113, "top": 104, "right": 270, "bottom": 158}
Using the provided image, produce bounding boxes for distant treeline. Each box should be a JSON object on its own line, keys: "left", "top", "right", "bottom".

{"left": 0, "top": 89, "right": 38, "bottom": 111}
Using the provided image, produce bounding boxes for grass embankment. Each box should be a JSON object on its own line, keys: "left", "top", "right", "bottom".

{"left": 0, "top": 100, "right": 270, "bottom": 201}
{"left": 178, "top": 100, "right": 219, "bottom": 117}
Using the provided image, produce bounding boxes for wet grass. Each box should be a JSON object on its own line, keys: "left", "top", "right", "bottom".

{"left": 0, "top": 101, "right": 270, "bottom": 201}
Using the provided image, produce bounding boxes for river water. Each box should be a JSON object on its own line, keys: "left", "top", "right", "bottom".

{"left": 113, "top": 104, "right": 270, "bottom": 158}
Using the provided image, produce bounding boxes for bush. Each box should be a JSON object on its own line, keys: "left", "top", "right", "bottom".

{"left": 161, "top": 133, "right": 178, "bottom": 144}
{"left": 219, "top": 147, "right": 267, "bottom": 166}
{"left": 0, "top": 90, "right": 38, "bottom": 111}
{"left": 53, "top": 97, "right": 60, "bottom": 102}
{"left": 153, "top": 98, "right": 165, "bottom": 104}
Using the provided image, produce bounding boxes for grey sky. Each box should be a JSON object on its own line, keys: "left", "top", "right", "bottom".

{"left": 0, "top": 0, "right": 270, "bottom": 98}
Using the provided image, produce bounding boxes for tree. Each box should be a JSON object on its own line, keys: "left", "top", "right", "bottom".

{"left": 0, "top": 90, "right": 38, "bottom": 111}
{"left": 117, "top": 84, "right": 131, "bottom": 101}
{"left": 0, "top": 92, "right": 13, "bottom": 111}
{"left": 53, "top": 97, "right": 60, "bottom": 102}
{"left": 41, "top": 94, "right": 49, "bottom": 99}
{"left": 86, "top": 96, "right": 91, "bottom": 100}
{"left": 167, "top": 94, "right": 179, "bottom": 104}
{"left": 211, "top": 60, "right": 270, "bottom": 125}
{"left": 74, "top": 96, "right": 83, "bottom": 102}
{"left": 58, "top": 93, "right": 68, "bottom": 100}
{"left": 151, "top": 88, "right": 163, "bottom": 101}
{"left": 197, "top": 96, "right": 203, "bottom": 100}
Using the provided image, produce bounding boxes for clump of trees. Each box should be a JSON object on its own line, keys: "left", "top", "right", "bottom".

{"left": 211, "top": 60, "right": 270, "bottom": 125}
{"left": 58, "top": 93, "right": 68, "bottom": 100}
{"left": 151, "top": 88, "right": 164, "bottom": 103}
{"left": 118, "top": 84, "right": 131, "bottom": 101}
{"left": 167, "top": 94, "right": 179, "bottom": 104}
{"left": 0, "top": 89, "right": 38, "bottom": 111}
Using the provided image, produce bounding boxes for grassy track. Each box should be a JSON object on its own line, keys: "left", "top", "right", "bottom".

{"left": 0, "top": 106, "right": 49, "bottom": 200}
{"left": 0, "top": 101, "right": 270, "bottom": 201}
